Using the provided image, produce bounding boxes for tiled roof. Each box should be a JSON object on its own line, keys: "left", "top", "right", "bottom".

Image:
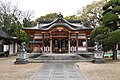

{"left": 0, "top": 30, "right": 13, "bottom": 39}
{"left": 23, "top": 14, "right": 93, "bottom": 31}
{"left": 0, "top": 29, "right": 22, "bottom": 44}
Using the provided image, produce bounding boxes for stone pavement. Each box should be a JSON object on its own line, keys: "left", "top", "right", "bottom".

{"left": 30, "top": 62, "right": 85, "bottom": 80}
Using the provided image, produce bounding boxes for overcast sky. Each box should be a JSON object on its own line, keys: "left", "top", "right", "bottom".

{"left": 8, "top": 0, "right": 101, "bottom": 19}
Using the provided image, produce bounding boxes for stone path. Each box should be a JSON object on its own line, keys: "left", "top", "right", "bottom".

{"left": 30, "top": 62, "right": 84, "bottom": 80}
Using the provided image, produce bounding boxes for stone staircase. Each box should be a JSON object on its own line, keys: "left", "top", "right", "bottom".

{"left": 28, "top": 53, "right": 93, "bottom": 62}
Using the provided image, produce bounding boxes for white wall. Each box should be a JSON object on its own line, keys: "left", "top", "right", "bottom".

{"left": 9, "top": 44, "right": 14, "bottom": 55}
{"left": 3, "top": 45, "right": 9, "bottom": 52}
{"left": 78, "top": 47, "right": 87, "bottom": 51}
{"left": 1, "top": 40, "right": 18, "bottom": 55}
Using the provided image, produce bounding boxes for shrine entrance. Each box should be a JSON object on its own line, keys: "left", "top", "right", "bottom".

{"left": 52, "top": 38, "right": 68, "bottom": 53}
{"left": 51, "top": 28, "right": 69, "bottom": 53}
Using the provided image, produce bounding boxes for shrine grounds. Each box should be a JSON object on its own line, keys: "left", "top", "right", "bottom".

{"left": 0, "top": 56, "right": 120, "bottom": 80}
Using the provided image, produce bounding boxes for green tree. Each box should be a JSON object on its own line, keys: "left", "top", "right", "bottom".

{"left": 77, "top": 0, "right": 105, "bottom": 27}
{"left": 102, "top": 0, "right": 120, "bottom": 60}
{"left": 36, "top": 13, "right": 58, "bottom": 21}
{"left": 0, "top": 0, "right": 32, "bottom": 43}
{"left": 90, "top": 25, "right": 112, "bottom": 52}
{"left": 0, "top": 0, "right": 22, "bottom": 35}
{"left": 65, "top": 15, "right": 79, "bottom": 20}
{"left": 91, "top": 0, "right": 120, "bottom": 60}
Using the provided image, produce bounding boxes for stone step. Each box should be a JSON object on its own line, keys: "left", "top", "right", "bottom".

{"left": 34, "top": 55, "right": 86, "bottom": 60}
{"left": 28, "top": 53, "right": 93, "bottom": 62}
{"left": 42, "top": 53, "right": 77, "bottom": 56}
{"left": 28, "top": 59, "right": 92, "bottom": 63}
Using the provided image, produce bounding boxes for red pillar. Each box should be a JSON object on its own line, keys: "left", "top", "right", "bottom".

{"left": 50, "top": 33, "right": 52, "bottom": 54}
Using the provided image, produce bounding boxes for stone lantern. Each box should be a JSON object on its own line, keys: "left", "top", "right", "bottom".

{"left": 14, "top": 42, "right": 28, "bottom": 64}
{"left": 92, "top": 42, "right": 106, "bottom": 64}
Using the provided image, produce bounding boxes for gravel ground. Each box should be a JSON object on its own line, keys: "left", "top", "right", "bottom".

{"left": 1, "top": 55, "right": 120, "bottom": 80}
{"left": 76, "top": 60, "right": 120, "bottom": 80}
{"left": 0, "top": 56, "right": 43, "bottom": 80}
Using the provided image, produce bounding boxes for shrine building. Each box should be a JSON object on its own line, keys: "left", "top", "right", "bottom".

{"left": 23, "top": 14, "right": 92, "bottom": 54}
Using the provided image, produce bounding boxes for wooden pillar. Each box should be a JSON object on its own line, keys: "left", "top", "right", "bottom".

{"left": 30, "top": 44, "right": 32, "bottom": 52}
{"left": 42, "top": 34, "right": 44, "bottom": 52}
{"left": 13, "top": 41, "right": 15, "bottom": 53}
{"left": 68, "top": 33, "right": 70, "bottom": 54}
{"left": 76, "top": 33, "right": 78, "bottom": 54}
{"left": 38, "top": 44, "right": 40, "bottom": 53}
{"left": 50, "top": 33, "right": 52, "bottom": 54}
{"left": 32, "top": 34, "right": 35, "bottom": 52}
{"left": 86, "top": 37, "right": 88, "bottom": 52}
{"left": 68, "top": 38, "right": 70, "bottom": 54}
{"left": 50, "top": 39, "right": 52, "bottom": 54}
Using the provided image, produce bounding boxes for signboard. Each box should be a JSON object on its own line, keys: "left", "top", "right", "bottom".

{"left": 57, "top": 27, "right": 64, "bottom": 30}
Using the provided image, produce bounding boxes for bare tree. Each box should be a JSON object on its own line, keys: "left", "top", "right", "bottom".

{"left": 22, "top": 10, "right": 34, "bottom": 20}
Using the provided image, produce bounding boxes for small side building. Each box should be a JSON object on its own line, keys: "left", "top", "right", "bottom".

{"left": 0, "top": 29, "right": 20, "bottom": 56}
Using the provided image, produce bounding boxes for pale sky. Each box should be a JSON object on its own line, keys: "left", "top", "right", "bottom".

{"left": 8, "top": 0, "right": 101, "bottom": 19}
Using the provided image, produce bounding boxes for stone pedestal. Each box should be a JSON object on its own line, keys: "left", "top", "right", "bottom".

{"left": 14, "top": 58, "right": 28, "bottom": 64}
{"left": 92, "top": 51, "right": 106, "bottom": 64}
{"left": 14, "top": 49, "right": 28, "bottom": 64}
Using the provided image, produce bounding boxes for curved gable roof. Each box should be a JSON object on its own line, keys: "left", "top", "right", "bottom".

{"left": 42, "top": 23, "right": 79, "bottom": 30}
{"left": 23, "top": 14, "right": 93, "bottom": 31}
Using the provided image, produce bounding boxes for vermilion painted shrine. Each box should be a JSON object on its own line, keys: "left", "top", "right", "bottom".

{"left": 23, "top": 14, "right": 92, "bottom": 54}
